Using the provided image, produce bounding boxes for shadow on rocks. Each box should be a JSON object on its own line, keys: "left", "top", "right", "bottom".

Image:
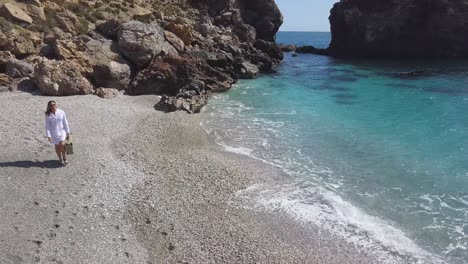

{"left": 0, "top": 160, "right": 63, "bottom": 168}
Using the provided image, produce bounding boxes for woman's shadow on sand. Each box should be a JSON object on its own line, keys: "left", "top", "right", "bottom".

{"left": 0, "top": 160, "right": 63, "bottom": 169}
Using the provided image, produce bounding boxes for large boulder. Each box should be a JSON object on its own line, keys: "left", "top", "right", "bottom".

{"left": 240, "top": 0, "right": 283, "bottom": 41}
{"left": 96, "top": 19, "right": 122, "bottom": 41}
{"left": 129, "top": 54, "right": 233, "bottom": 95}
{"left": 164, "top": 30, "right": 185, "bottom": 52}
{"left": 53, "top": 37, "right": 131, "bottom": 90}
{"left": 0, "top": 18, "right": 37, "bottom": 56}
{"left": 189, "top": 0, "right": 282, "bottom": 43}
{"left": 117, "top": 21, "right": 165, "bottom": 67}
{"left": 254, "top": 39, "right": 283, "bottom": 61}
{"left": 0, "top": 3, "right": 33, "bottom": 24}
{"left": 166, "top": 23, "right": 194, "bottom": 46}
{"left": 329, "top": 0, "right": 468, "bottom": 58}
{"left": 5, "top": 58, "right": 34, "bottom": 78}
{"left": 235, "top": 60, "right": 259, "bottom": 79}
{"left": 0, "top": 51, "right": 14, "bottom": 72}
{"left": 33, "top": 58, "right": 94, "bottom": 96}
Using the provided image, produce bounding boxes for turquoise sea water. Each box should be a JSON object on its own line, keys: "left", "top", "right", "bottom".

{"left": 202, "top": 32, "right": 468, "bottom": 263}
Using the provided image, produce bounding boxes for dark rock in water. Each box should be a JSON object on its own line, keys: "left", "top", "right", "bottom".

{"left": 279, "top": 44, "right": 297, "bottom": 52}
{"left": 334, "top": 76, "right": 357, "bottom": 82}
{"left": 394, "top": 70, "right": 427, "bottom": 79}
{"left": 314, "top": 85, "right": 351, "bottom": 92}
{"left": 234, "top": 60, "right": 259, "bottom": 79}
{"left": 254, "top": 39, "right": 283, "bottom": 61}
{"left": 352, "top": 73, "right": 369, "bottom": 78}
{"left": 329, "top": 0, "right": 468, "bottom": 58}
{"left": 334, "top": 100, "right": 355, "bottom": 105}
{"left": 424, "top": 87, "right": 468, "bottom": 96}
{"left": 247, "top": 52, "right": 274, "bottom": 73}
{"left": 332, "top": 93, "right": 357, "bottom": 99}
{"left": 291, "top": 53, "right": 298, "bottom": 57}
{"left": 296, "top": 45, "right": 328, "bottom": 55}
{"left": 386, "top": 83, "right": 419, "bottom": 89}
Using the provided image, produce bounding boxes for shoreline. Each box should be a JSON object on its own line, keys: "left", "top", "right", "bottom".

{"left": 113, "top": 101, "right": 382, "bottom": 263}
{"left": 1, "top": 92, "right": 380, "bottom": 263}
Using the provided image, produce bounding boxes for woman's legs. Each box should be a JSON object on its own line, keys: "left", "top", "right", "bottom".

{"left": 54, "top": 144, "right": 62, "bottom": 162}
{"left": 54, "top": 142, "right": 67, "bottom": 164}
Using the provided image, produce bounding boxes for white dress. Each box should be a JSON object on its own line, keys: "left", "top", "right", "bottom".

{"left": 45, "top": 109, "right": 70, "bottom": 145}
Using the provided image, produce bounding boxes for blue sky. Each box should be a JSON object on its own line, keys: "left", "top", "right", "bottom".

{"left": 275, "top": 0, "right": 337, "bottom": 32}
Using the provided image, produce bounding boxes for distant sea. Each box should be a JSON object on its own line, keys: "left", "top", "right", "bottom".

{"left": 202, "top": 32, "right": 468, "bottom": 264}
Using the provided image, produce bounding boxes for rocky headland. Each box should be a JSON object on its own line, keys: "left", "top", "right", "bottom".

{"left": 0, "top": 0, "right": 284, "bottom": 112}
{"left": 328, "top": 0, "right": 468, "bottom": 58}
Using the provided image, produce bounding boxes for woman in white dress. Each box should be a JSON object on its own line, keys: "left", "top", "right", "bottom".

{"left": 45, "top": 101, "right": 71, "bottom": 165}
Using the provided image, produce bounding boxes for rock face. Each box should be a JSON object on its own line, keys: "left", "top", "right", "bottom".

{"left": 190, "top": 0, "right": 283, "bottom": 42}
{"left": 329, "top": 0, "right": 468, "bottom": 58}
{"left": 0, "top": 0, "right": 284, "bottom": 112}
{"left": 118, "top": 21, "right": 165, "bottom": 67}
{"left": 34, "top": 59, "right": 94, "bottom": 96}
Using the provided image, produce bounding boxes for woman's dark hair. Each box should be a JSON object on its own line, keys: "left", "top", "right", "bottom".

{"left": 45, "top": 100, "right": 56, "bottom": 116}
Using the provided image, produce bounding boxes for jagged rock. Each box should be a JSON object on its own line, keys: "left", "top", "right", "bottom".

{"left": 53, "top": 38, "right": 94, "bottom": 77}
{"left": 166, "top": 23, "right": 193, "bottom": 46}
{"left": 33, "top": 58, "right": 94, "bottom": 96}
{"left": 233, "top": 21, "right": 256, "bottom": 44}
{"left": 53, "top": 37, "right": 131, "bottom": 90}
{"left": 96, "top": 87, "right": 119, "bottom": 99}
{"left": 329, "top": 0, "right": 468, "bottom": 57}
{"left": 0, "top": 3, "right": 33, "bottom": 24}
{"left": 94, "top": 60, "right": 131, "bottom": 90}
{"left": 0, "top": 18, "right": 36, "bottom": 56}
{"left": 129, "top": 54, "right": 233, "bottom": 95}
{"left": 279, "top": 44, "right": 297, "bottom": 52}
{"left": 0, "top": 51, "right": 14, "bottom": 72}
{"left": 43, "top": 5, "right": 82, "bottom": 35}
{"left": 235, "top": 60, "right": 259, "bottom": 79}
{"left": 12, "top": 77, "right": 35, "bottom": 92}
{"left": 22, "top": 0, "right": 41, "bottom": 7}
{"left": 254, "top": 39, "right": 283, "bottom": 61}
{"left": 0, "top": 73, "right": 13, "bottom": 88}
{"left": 26, "top": 4, "right": 46, "bottom": 22}
{"left": 155, "top": 93, "right": 210, "bottom": 113}
{"left": 85, "top": 39, "right": 131, "bottom": 90}
{"left": 186, "top": 50, "right": 233, "bottom": 69}
{"left": 247, "top": 52, "right": 273, "bottom": 73}
{"left": 5, "top": 58, "right": 34, "bottom": 78}
{"left": 214, "top": 42, "right": 242, "bottom": 57}
{"left": 96, "top": 19, "right": 122, "bottom": 41}
{"left": 164, "top": 30, "right": 185, "bottom": 52}
{"left": 161, "top": 41, "right": 179, "bottom": 56}
{"left": 394, "top": 70, "right": 427, "bottom": 79}
{"left": 198, "top": 23, "right": 216, "bottom": 38}
{"left": 118, "top": 21, "right": 165, "bottom": 67}
{"left": 296, "top": 45, "right": 327, "bottom": 55}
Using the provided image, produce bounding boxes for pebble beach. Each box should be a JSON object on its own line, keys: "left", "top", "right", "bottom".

{"left": 0, "top": 92, "right": 379, "bottom": 263}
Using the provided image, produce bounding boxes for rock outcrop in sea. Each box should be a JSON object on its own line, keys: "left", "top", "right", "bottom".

{"left": 328, "top": 0, "right": 468, "bottom": 58}
{"left": 0, "top": 0, "right": 283, "bottom": 112}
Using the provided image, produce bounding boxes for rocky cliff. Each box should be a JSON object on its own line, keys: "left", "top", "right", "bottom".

{"left": 329, "top": 0, "right": 468, "bottom": 58}
{"left": 0, "top": 0, "right": 283, "bottom": 112}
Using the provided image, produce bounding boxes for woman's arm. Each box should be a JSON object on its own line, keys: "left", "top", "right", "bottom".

{"left": 63, "top": 111, "right": 70, "bottom": 137}
{"left": 45, "top": 115, "right": 51, "bottom": 142}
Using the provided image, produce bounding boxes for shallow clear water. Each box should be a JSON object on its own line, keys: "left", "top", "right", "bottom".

{"left": 202, "top": 32, "right": 468, "bottom": 263}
